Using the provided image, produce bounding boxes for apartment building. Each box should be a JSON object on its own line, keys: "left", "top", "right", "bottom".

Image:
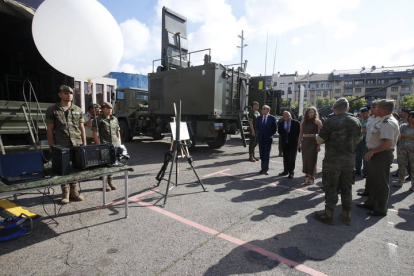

{"left": 293, "top": 73, "right": 332, "bottom": 105}
{"left": 271, "top": 72, "right": 298, "bottom": 101}
{"left": 331, "top": 65, "right": 414, "bottom": 109}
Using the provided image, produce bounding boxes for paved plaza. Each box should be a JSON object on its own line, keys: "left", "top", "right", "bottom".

{"left": 1, "top": 137, "right": 413, "bottom": 276}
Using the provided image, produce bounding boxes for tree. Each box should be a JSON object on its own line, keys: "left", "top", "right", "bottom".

{"left": 400, "top": 94, "right": 414, "bottom": 109}
{"left": 345, "top": 96, "right": 367, "bottom": 113}
{"left": 316, "top": 97, "right": 336, "bottom": 108}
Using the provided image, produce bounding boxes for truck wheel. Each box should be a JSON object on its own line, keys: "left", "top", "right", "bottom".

{"left": 119, "top": 120, "right": 131, "bottom": 142}
{"left": 206, "top": 131, "right": 226, "bottom": 149}
{"left": 152, "top": 133, "right": 165, "bottom": 140}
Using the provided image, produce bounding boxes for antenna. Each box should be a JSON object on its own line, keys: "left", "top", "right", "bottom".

{"left": 272, "top": 35, "right": 279, "bottom": 76}
{"left": 264, "top": 29, "right": 268, "bottom": 76}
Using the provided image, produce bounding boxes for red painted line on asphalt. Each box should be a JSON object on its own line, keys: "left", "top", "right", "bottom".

{"left": 95, "top": 190, "right": 157, "bottom": 209}
{"left": 219, "top": 172, "right": 321, "bottom": 195}
{"left": 389, "top": 209, "right": 414, "bottom": 216}
{"left": 202, "top": 168, "right": 231, "bottom": 178}
{"left": 133, "top": 198, "right": 327, "bottom": 276}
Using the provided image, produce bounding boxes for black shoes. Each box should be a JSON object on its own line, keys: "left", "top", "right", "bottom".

{"left": 287, "top": 173, "right": 294, "bottom": 179}
{"left": 356, "top": 203, "right": 372, "bottom": 209}
{"left": 278, "top": 171, "right": 289, "bottom": 176}
{"left": 264, "top": 171, "right": 269, "bottom": 175}
{"left": 259, "top": 170, "right": 269, "bottom": 175}
{"left": 357, "top": 191, "right": 369, "bottom": 196}
{"left": 392, "top": 172, "right": 398, "bottom": 177}
{"left": 367, "top": 211, "right": 386, "bottom": 217}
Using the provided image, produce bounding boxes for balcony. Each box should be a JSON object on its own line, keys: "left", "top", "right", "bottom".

{"left": 343, "top": 92, "right": 353, "bottom": 96}
{"left": 401, "top": 81, "right": 413, "bottom": 86}
{"left": 344, "top": 84, "right": 354, "bottom": 88}
{"left": 400, "top": 90, "right": 413, "bottom": 95}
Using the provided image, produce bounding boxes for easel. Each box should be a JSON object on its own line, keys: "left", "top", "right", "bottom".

{"left": 155, "top": 101, "right": 207, "bottom": 207}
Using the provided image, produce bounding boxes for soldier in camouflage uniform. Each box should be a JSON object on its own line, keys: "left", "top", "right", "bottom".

{"left": 46, "top": 85, "right": 87, "bottom": 204}
{"left": 248, "top": 101, "right": 260, "bottom": 162}
{"left": 92, "top": 102, "right": 120, "bottom": 191}
{"left": 314, "top": 98, "right": 362, "bottom": 226}
{"left": 396, "top": 111, "right": 414, "bottom": 189}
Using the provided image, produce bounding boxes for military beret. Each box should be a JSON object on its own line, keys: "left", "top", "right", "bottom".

{"left": 377, "top": 99, "right": 394, "bottom": 107}
{"left": 252, "top": 101, "right": 259, "bottom": 105}
{"left": 58, "top": 85, "right": 73, "bottom": 93}
{"left": 360, "top": 107, "right": 369, "bottom": 113}
{"left": 101, "top": 102, "right": 113, "bottom": 109}
{"left": 401, "top": 108, "right": 411, "bottom": 113}
{"left": 332, "top": 97, "right": 348, "bottom": 109}
{"left": 88, "top": 103, "right": 101, "bottom": 110}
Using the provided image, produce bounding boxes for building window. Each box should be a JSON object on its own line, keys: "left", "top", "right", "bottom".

{"left": 377, "top": 79, "right": 387, "bottom": 85}
{"left": 135, "top": 92, "right": 148, "bottom": 100}
{"left": 316, "top": 91, "right": 321, "bottom": 96}
{"left": 402, "top": 86, "right": 410, "bottom": 91}
{"left": 280, "top": 83, "right": 285, "bottom": 88}
{"left": 355, "top": 80, "right": 364, "bottom": 86}
{"left": 391, "top": 87, "right": 398, "bottom": 92}
{"left": 326, "top": 83, "right": 330, "bottom": 88}
{"left": 389, "top": 79, "right": 398, "bottom": 84}
{"left": 344, "top": 81, "right": 353, "bottom": 87}
{"left": 402, "top": 78, "right": 411, "bottom": 84}
{"left": 107, "top": 85, "right": 114, "bottom": 103}
{"left": 74, "top": 81, "right": 81, "bottom": 107}
{"left": 96, "top": 84, "right": 104, "bottom": 105}
{"left": 321, "top": 83, "right": 325, "bottom": 88}
{"left": 390, "top": 95, "right": 398, "bottom": 100}
{"left": 288, "top": 82, "right": 292, "bottom": 85}
{"left": 366, "top": 79, "right": 375, "bottom": 85}
{"left": 281, "top": 91, "right": 285, "bottom": 95}
{"left": 335, "top": 89, "right": 341, "bottom": 94}
{"left": 355, "top": 88, "right": 362, "bottom": 93}
{"left": 304, "top": 92, "right": 308, "bottom": 97}
{"left": 335, "top": 81, "right": 341, "bottom": 86}
{"left": 323, "top": 91, "right": 328, "bottom": 97}
{"left": 344, "top": 88, "right": 353, "bottom": 94}
{"left": 84, "top": 82, "right": 92, "bottom": 110}
{"left": 316, "top": 84, "right": 319, "bottom": 88}
{"left": 273, "top": 82, "right": 277, "bottom": 86}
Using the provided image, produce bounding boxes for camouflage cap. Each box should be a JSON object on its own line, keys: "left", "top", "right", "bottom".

{"left": 252, "top": 101, "right": 259, "bottom": 105}
{"left": 101, "top": 102, "right": 113, "bottom": 109}
{"left": 88, "top": 103, "right": 101, "bottom": 110}
{"left": 59, "top": 85, "right": 73, "bottom": 93}
{"left": 332, "top": 97, "right": 348, "bottom": 109}
{"left": 377, "top": 99, "right": 394, "bottom": 108}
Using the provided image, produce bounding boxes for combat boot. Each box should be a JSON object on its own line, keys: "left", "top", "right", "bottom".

{"left": 61, "top": 184, "right": 70, "bottom": 205}
{"left": 248, "top": 154, "right": 256, "bottom": 162}
{"left": 107, "top": 175, "right": 117, "bottom": 190}
{"left": 314, "top": 212, "right": 334, "bottom": 225}
{"left": 340, "top": 209, "right": 351, "bottom": 226}
{"left": 69, "top": 183, "right": 84, "bottom": 201}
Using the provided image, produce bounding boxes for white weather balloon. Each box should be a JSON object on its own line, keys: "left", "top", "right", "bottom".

{"left": 32, "top": 0, "right": 124, "bottom": 79}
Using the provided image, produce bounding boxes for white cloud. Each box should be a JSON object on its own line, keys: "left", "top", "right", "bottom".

{"left": 291, "top": 37, "right": 302, "bottom": 46}
{"left": 312, "top": 38, "right": 414, "bottom": 72}
{"left": 304, "top": 34, "right": 314, "bottom": 39}
{"left": 120, "top": 19, "right": 151, "bottom": 59}
{"left": 334, "top": 20, "right": 357, "bottom": 38}
{"left": 116, "top": 63, "right": 153, "bottom": 75}
{"left": 295, "top": 61, "right": 304, "bottom": 67}
{"left": 243, "top": 0, "right": 359, "bottom": 39}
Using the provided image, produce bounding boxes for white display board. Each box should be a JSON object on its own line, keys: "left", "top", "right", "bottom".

{"left": 170, "top": 122, "right": 190, "bottom": 141}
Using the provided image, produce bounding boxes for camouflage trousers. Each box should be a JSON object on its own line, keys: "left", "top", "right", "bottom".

{"left": 249, "top": 133, "right": 258, "bottom": 157}
{"left": 397, "top": 144, "right": 414, "bottom": 183}
{"left": 322, "top": 163, "right": 355, "bottom": 219}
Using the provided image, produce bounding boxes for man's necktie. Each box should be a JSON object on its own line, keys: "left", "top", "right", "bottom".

{"left": 263, "top": 115, "right": 267, "bottom": 124}
{"left": 286, "top": 122, "right": 290, "bottom": 133}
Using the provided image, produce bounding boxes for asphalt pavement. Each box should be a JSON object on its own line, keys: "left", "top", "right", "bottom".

{"left": 0, "top": 136, "right": 413, "bottom": 276}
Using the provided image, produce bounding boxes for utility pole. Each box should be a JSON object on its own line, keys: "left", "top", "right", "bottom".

{"left": 237, "top": 30, "right": 248, "bottom": 69}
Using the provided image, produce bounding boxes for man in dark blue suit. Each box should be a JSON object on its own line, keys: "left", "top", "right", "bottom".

{"left": 256, "top": 105, "right": 277, "bottom": 175}
{"left": 277, "top": 111, "right": 300, "bottom": 179}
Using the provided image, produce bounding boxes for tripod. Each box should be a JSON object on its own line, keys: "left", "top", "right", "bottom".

{"left": 155, "top": 139, "right": 207, "bottom": 206}
{"left": 155, "top": 101, "right": 207, "bottom": 207}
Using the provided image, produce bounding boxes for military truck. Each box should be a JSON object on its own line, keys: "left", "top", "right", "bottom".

{"left": 116, "top": 7, "right": 250, "bottom": 149}
{"left": 0, "top": 0, "right": 75, "bottom": 154}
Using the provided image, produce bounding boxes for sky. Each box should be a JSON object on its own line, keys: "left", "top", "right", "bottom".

{"left": 98, "top": 0, "right": 414, "bottom": 77}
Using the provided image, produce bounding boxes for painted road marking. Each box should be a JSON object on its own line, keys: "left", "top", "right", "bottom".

{"left": 95, "top": 190, "right": 157, "bottom": 209}
{"left": 132, "top": 197, "right": 328, "bottom": 276}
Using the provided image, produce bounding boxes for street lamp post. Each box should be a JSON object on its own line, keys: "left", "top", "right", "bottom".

{"left": 237, "top": 30, "right": 248, "bottom": 69}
